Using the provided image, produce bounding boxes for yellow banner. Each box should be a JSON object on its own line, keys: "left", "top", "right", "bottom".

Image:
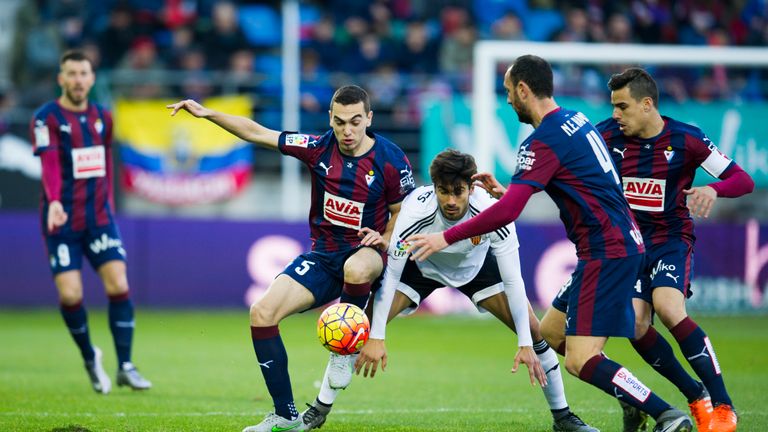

{"left": 114, "top": 96, "right": 252, "bottom": 155}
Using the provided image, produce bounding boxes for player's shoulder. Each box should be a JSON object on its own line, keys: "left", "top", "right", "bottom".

{"left": 402, "top": 185, "right": 437, "bottom": 212}
{"left": 90, "top": 102, "right": 112, "bottom": 116}
{"left": 372, "top": 132, "right": 408, "bottom": 158}
{"left": 285, "top": 130, "right": 330, "bottom": 149}
{"left": 665, "top": 116, "right": 705, "bottom": 139}
{"left": 32, "top": 101, "right": 59, "bottom": 121}
{"left": 595, "top": 117, "right": 620, "bottom": 134}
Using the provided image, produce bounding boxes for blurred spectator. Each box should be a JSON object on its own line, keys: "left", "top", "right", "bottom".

{"left": 439, "top": 23, "right": 477, "bottom": 77}
{"left": 200, "top": 1, "right": 250, "bottom": 70}
{"left": 605, "top": 13, "right": 635, "bottom": 44}
{"left": 308, "top": 15, "right": 341, "bottom": 72}
{"left": 175, "top": 48, "right": 213, "bottom": 100}
{"left": 554, "top": 8, "right": 591, "bottom": 42}
{"left": 365, "top": 63, "right": 404, "bottom": 109}
{"left": 224, "top": 49, "right": 257, "bottom": 95}
{"left": 397, "top": 19, "right": 439, "bottom": 74}
{"left": 490, "top": 11, "right": 526, "bottom": 40}
{"left": 342, "top": 32, "right": 397, "bottom": 74}
{"left": 112, "top": 36, "right": 167, "bottom": 99}
{"left": 97, "top": 3, "right": 136, "bottom": 69}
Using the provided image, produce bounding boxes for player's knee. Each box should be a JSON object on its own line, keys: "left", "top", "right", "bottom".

{"left": 249, "top": 302, "right": 278, "bottom": 326}
{"left": 634, "top": 319, "right": 651, "bottom": 340}
{"left": 58, "top": 288, "right": 83, "bottom": 306}
{"left": 656, "top": 307, "right": 687, "bottom": 330}
{"left": 343, "top": 260, "right": 377, "bottom": 284}
{"left": 564, "top": 356, "right": 584, "bottom": 377}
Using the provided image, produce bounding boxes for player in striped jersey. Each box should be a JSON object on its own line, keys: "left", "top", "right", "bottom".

{"left": 407, "top": 55, "right": 693, "bottom": 432}
{"left": 168, "top": 85, "right": 414, "bottom": 432}
{"left": 31, "top": 50, "right": 151, "bottom": 395}
{"left": 598, "top": 68, "right": 754, "bottom": 432}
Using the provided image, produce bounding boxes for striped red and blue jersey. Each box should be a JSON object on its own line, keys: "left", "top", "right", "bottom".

{"left": 30, "top": 100, "right": 114, "bottom": 233}
{"left": 598, "top": 116, "right": 736, "bottom": 247}
{"left": 510, "top": 108, "right": 644, "bottom": 260}
{"left": 278, "top": 130, "right": 414, "bottom": 253}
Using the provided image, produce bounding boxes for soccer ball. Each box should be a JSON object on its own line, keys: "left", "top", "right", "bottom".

{"left": 317, "top": 303, "right": 370, "bottom": 355}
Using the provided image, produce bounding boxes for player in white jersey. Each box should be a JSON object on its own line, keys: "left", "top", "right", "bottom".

{"left": 299, "top": 150, "right": 597, "bottom": 432}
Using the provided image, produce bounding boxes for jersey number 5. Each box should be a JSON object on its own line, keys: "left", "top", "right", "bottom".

{"left": 295, "top": 260, "right": 316, "bottom": 276}
{"left": 586, "top": 130, "right": 620, "bottom": 184}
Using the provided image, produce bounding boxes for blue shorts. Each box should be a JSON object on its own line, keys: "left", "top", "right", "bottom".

{"left": 44, "top": 222, "right": 126, "bottom": 275}
{"left": 551, "top": 254, "right": 642, "bottom": 337}
{"left": 634, "top": 240, "right": 694, "bottom": 303}
{"left": 281, "top": 247, "right": 384, "bottom": 311}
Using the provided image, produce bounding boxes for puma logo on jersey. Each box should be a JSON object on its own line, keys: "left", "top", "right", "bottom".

{"left": 60, "top": 124, "right": 72, "bottom": 134}
{"left": 319, "top": 162, "right": 333, "bottom": 176}
{"left": 258, "top": 360, "right": 274, "bottom": 369}
{"left": 666, "top": 273, "right": 680, "bottom": 284}
{"left": 612, "top": 147, "right": 627, "bottom": 158}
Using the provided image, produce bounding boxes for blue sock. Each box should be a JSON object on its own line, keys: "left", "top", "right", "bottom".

{"left": 108, "top": 292, "right": 134, "bottom": 368}
{"left": 60, "top": 302, "right": 95, "bottom": 362}
{"left": 251, "top": 325, "right": 298, "bottom": 420}
{"left": 340, "top": 282, "right": 371, "bottom": 309}
{"left": 671, "top": 317, "right": 732, "bottom": 406}
{"left": 632, "top": 326, "right": 702, "bottom": 402}
{"left": 579, "top": 355, "right": 671, "bottom": 419}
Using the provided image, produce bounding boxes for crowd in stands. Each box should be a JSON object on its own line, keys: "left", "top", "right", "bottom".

{"left": 5, "top": 0, "right": 768, "bottom": 129}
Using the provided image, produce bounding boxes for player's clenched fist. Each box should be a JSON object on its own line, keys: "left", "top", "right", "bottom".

{"left": 166, "top": 99, "right": 212, "bottom": 118}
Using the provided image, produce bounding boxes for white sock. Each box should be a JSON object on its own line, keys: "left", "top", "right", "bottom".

{"left": 317, "top": 359, "right": 340, "bottom": 405}
{"left": 534, "top": 340, "right": 568, "bottom": 411}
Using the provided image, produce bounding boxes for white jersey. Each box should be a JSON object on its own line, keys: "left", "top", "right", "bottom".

{"left": 371, "top": 185, "right": 532, "bottom": 347}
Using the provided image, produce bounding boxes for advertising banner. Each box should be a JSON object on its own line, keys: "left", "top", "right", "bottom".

{"left": 2, "top": 214, "right": 766, "bottom": 313}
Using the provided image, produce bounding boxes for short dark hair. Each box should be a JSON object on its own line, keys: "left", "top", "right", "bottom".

{"left": 508, "top": 55, "right": 553, "bottom": 98}
{"left": 330, "top": 85, "right": 370, "bottom": 113}
{"left": 60, "top": 50, "right": 93, "bottom": 67}
{"left": 608, "top": 67, "right": 659, "bottom": 107}
{"left": 429, "top": 149, "right": 477, "bottom": 188}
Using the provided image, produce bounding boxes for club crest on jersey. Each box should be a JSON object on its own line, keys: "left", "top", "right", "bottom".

{"left": 470, "top": 236, "right": 481, "bottom": 246}
{"left": 323, "top": 191, "right": 364, "bottom": 229}
{"left": 663, "top": 145, "right": 674, "bottom": 162}
{"left": 60, "top": 123, "right": 72, "bottom": 134}
{"left": 622, "top": 177, "right": 666, "bottom": 212}
{"left": 365, "top": 170, "right": 375, "bottom": 186}
{"left": 285, "top": 134, "right": 311, "bottom": 148}
{"left": 94, "top": 118, "right": 104, "bottom": 134}
{"left": 393, "top": 239, "right": 411, "bottom": 257}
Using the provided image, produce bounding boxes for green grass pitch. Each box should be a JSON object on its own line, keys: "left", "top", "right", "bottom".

{"left": 1, "top": 309, "right": 766, "bottom": 431}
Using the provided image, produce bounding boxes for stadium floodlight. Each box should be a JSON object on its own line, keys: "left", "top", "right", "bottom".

{"left": 472, "top": 41, "right": 768, "bottom": 172}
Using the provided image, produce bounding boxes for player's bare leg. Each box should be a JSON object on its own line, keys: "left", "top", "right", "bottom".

{"left": 55, "top": 270, "right": 110, "bottom": 394}
{"left": 540, "top": 307, "right": 567, "bottom": 355}
{"left": 245, "top": 275, "right": 315, "bottom": 432}
{"left": 303, "top": 291, "right": 410, "bottom": 431}
{"left": 98, "top": 260, "right": 151, "bottom": 390}
{"left": 653, "top": 288, "right": 732, "bottom": 431}
{"left": 482, "top": 295, "right": 597, "bottom": 432}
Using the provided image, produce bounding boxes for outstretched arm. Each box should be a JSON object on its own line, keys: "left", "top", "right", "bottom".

{"left": 167, "top": 99, "right": 281, "bottom": 150}
{"left": 684, "top": 163, "right": 754, "bottom": 218}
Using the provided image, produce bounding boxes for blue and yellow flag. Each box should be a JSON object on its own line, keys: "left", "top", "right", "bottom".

{"left": 114, "top": 96, "right": 253, "bottom": 205}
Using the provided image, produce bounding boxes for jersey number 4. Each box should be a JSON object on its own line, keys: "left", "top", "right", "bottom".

{"left": 586, "top": 130, "right": 620, "bottom": 184}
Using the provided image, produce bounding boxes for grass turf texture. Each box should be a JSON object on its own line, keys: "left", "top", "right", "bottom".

{"left": 1, "top": 310, "right": 766, "bottom": 431}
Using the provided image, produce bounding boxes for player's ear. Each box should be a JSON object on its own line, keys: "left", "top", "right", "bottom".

{"left": 328, "top": 109, "right": 333, "bottom": 126}
{"left": 367, "top": 110, "right": 373, "bottom": 127}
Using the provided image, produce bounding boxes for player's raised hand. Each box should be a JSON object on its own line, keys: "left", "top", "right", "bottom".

{"left": 166, "top": 99, "right": 212, "bottom": 118}
{"left": 472, "top": 172, "right": 507, "bottom": 199}
{"left": 358, "top": 227, "right": 387, "bottom": 251}
{"left": 683, "top": 185, "right": 717, "bottom": 218}
{"left": 511, "top": 346, "right": 547, "bottom": 387}
{"left": 406, "top": 232, "right": 448, "bottom": 262}
{"left": 354, "top": 338, "right": 387, "bottom": 378}
{"left": 47, "top": 200, "right": 68, "bottom": 233}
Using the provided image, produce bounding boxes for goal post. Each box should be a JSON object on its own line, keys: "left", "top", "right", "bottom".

{"left": 472, "top": 41, "right": 768, "bottom": 173}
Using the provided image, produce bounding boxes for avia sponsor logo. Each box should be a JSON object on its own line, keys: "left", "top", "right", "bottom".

{"left": 612, "top": 367, "right": 651, "bottom": 402}
{"left": 392, "top": 238, "right": 411, "bottom": 257}
{"left": 89, "top": 233, "right": 124, "bottom": 255}
{"left": 622, "top": 177, "right": 666, "bottom": 212}
{"left": 323, "top": 191, "right": 364, "bottom": 229}
{"left": 650, "top": 260, "right": 676, "bottom": 281}
{"left": 516, "top": 144, "right": 536, "bottom": 172}
{"left": 71, "top": 146, "right": 106, "bottom": 179}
